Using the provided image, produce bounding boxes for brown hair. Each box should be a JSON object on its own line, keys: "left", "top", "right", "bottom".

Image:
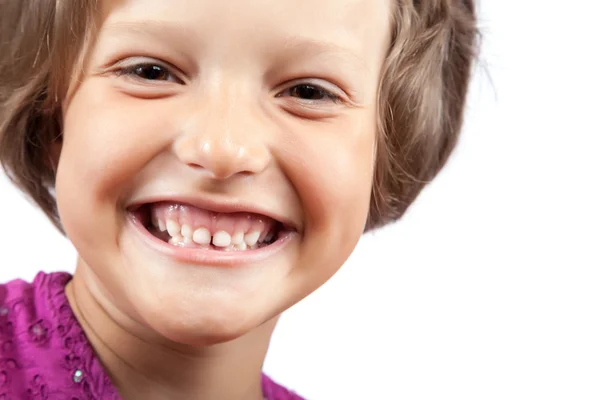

{"left": 0, "top": 0, "right": 478, "bottom": 233}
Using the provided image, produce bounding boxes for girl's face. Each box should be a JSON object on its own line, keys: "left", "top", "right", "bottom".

{"left": 57, "top": 0, "right": 391, "bottom": 345}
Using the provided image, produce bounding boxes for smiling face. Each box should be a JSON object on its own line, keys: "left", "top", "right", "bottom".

{"left": 56, "top": 0, "right": 392, "bottom": 345}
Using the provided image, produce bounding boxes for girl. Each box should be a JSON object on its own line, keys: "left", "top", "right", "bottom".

{"left": 0, "top": 0, "right": 477, "bottom": 398}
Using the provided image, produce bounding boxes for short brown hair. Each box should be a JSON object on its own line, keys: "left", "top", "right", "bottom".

{"left": 0, "top": 0, "right": 478, "bottom": 233}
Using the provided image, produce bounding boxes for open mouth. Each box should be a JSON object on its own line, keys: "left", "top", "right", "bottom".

{"left": 131, "top": 202, "right": 291, "bottom": 252}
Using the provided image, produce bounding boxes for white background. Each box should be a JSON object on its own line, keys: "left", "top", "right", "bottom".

{"left": 1, "top": 1, "right": 599, "bottom": 399}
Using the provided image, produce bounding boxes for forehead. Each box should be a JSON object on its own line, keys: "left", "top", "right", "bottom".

{"left": 98, "top": 0, "right": 392, "bottom": 70}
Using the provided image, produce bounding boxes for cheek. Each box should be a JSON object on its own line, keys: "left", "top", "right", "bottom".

{"left": 57, "top": 82, "right": 175, "bottom": 202}
{"left": 55, "top": 82, "right": 175, "bottom": 242}
{"left": 283, "top": 114, "right": 376, "bottom": 238}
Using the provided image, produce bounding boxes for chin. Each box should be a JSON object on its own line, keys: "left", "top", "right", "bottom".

{"left": 135, "top": 287, "right": 270, "bottom": 346}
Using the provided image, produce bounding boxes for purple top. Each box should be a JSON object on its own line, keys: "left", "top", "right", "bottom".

{"left": 0, "top": 272, "right": 303, "bottom": 399}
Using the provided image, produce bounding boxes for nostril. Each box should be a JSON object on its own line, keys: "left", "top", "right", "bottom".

{"left": 185, "top": 161, "right": 205, "bottom": 170}
{"left": 173, "top": 132, "right": 271, "bottom": 178}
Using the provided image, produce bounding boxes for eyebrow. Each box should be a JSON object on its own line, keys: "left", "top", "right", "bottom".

{"left": 280, "top": 35, "right": 369, "bottom": 72}
{"left": 101, "top": 20, "right": 368, "bottom": 69}
{"left": 101, "top": 20, "right": 195, "bottom": 41}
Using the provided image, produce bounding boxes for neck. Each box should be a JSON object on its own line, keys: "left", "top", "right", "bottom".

{"left": 66, "top": 262, "right": 274, "bottom": 400}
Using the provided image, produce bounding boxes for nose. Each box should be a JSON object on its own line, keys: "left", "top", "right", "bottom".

{"left": 172, "top": 97, "right": 272, "bottom": 180}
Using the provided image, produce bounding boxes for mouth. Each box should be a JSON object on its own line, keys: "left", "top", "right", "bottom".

{"left": 129, "top": 201, "right": 295, "bottom": 253}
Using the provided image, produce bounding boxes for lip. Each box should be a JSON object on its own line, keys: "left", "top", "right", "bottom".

{"left": 127, "top": 194, "right": 299, "bottom": 232}
{"left": 127, "top": 211, "right": 297, "bottom": 267}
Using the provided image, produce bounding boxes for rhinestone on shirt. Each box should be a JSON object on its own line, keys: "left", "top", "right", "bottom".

{"left": 31, "top": 324, "right": 44, "bottom": 336}
{"left": 73, "top": 369, "right": 84, "bottom": 383}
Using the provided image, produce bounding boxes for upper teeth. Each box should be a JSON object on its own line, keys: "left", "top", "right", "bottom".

{"left": 231, "top": 231, "right": 244, "bottom": 245}
{"left": 263, "top": 231, "right": 274, "bottom": 243}
{"left": 192, "top": 228, "right": 211, "bottom": 245}
{"left": 166, "top": 220, "right": 180, "bottom": 237}
{"left": 158, "top": 218, "right": 270, "bottom": 249}
{"left": 181, "top": 224, "right": 193, "bottom": 239}
{"left": 244, "top": 231, "right": 260, "bottom": 247}
{"left": 212, "top": 231, "right": 231, "bottom": 247}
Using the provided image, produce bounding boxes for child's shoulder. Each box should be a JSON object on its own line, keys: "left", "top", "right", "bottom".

{"left": 0, "top": 271, "right": 72, "bottom": 338}
{"left": 262, "top": 374, "right": 306, "bottom": 400}
{"left": 0, "top": 270, "right": 71, "bottom": 331}
{"left": 0, "top": 273, "right": 304, "bottom": 399}
{"left": 0, "top": 269, "right": 70, "bottom": 305}
{"left": 0, "top": 271, "right": 119, "bottom": 399}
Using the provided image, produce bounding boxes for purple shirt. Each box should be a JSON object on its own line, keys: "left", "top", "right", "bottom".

{"left": 0, "top": 272, "right": 303, "bottom": 399}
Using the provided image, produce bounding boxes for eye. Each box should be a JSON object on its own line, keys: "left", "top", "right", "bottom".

{"left": 116, "top": 62, "right": 182, "bottom": 83}
{"left": 279, "top": 83, "right": 342, "bottom": 103}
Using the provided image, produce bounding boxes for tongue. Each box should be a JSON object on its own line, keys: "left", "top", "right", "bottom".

{"left": 150, "top": 202, "right": 276, "bottom": 235}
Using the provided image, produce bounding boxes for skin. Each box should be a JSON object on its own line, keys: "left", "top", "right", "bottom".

{"left": 56, "top": 0, "right": 392, "bottom": 398}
